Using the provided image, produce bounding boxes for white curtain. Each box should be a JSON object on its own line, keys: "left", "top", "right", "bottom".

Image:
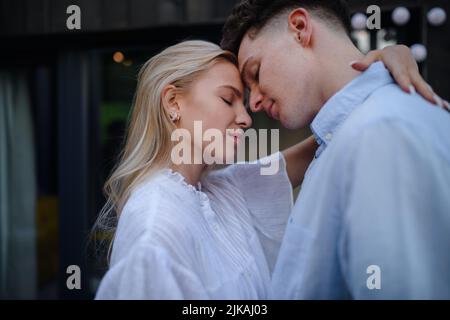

{"left": 0, "top": 71, "right": 37, "bottom": 299}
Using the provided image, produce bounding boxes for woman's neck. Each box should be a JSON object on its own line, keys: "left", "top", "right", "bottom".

{"left": 169, "top": 163, "right": 206, "bottom": 188}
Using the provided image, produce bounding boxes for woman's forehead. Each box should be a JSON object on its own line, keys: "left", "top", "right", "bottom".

{"left": 200, "top": 60, "right": 244, "bottom": 89}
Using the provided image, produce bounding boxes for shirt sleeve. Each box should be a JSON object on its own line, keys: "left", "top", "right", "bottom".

{"left": 227, "top": 151, "right": 293, "bottom": 273}
{"left": 95, "top": 242, "right": 209, "bottom": 300}
{"left": 338, "top": 120, "right": 450, "bottom": 299}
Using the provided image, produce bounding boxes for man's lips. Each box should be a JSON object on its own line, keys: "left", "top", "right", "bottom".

{"left": 266, "top": 103, "right": 279, "bottom": 120}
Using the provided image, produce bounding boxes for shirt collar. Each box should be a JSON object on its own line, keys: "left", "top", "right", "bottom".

{"left": 310, "top": 62, "right": 394, "bottom": 158}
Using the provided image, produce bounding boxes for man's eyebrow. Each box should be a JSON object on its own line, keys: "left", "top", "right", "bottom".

{"left": 219, "top": 85, "right": 242, "bottom": 98}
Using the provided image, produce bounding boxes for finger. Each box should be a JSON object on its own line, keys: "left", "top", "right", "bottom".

{"left": 389, "top": 66, "right": 413, "bottom": 94}
{"left": 428, "top": 87, "right": 448, "bottom": 111}
{"left": 350, "top": 50, "right": 381, "bottom": 72}
{"left": 410, "top": 71, "right": 438, "bottom": 104}
{"left": 350, "top": 61, "right": 368, "bottom": 72}
{"left": 443, "top": 100, "right": 450, "bottom": 112}
{"left": 433, "top": 94, "right": 445, "bottom": 109}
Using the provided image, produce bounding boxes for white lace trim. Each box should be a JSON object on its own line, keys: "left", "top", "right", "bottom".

{"left": 161, "top": 169, "right": 207, "bottom": 200}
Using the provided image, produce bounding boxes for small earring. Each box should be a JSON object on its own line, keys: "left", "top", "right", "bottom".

{"left": 169, "top": 111, "right": 179, "bottom": 122}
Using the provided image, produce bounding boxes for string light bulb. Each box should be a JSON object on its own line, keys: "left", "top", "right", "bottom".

{"left": 428, "top": 7, "right": 447, "bottom": 26}
{"left": 410, "top": 44, "right": 427, "bottom": 62}
{"left": 392, "top": 7, "right": 411, "bottom": 26}
{"left": 351, "top": 13, "right": 367, "bottom": 30}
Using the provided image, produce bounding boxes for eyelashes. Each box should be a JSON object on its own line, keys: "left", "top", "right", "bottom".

{"left": 254, "top": 66, "right": 260, "bottom": 82}
{"left": 244, "top": 88, "right": 250, "bottom": 109}
{"left": 221, "top": 97, "right": 232, "bottom": 106}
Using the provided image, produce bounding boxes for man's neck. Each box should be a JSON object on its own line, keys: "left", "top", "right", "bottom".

{"left": 314, "top": 31, "right": 366, "bottom": 112}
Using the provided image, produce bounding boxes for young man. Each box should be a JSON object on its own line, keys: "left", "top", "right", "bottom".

{"left": 221, "top": 0, "right": 450, "bottom": 299}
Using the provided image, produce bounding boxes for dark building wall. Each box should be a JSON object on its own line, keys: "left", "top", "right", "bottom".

{"left": 0, "top": 0, "right": 448, "bottom": 299}
{"left": 0, "top": 0, "right": 235, "bottom": 36}
{"left": 0, "top": 0, "right": 447, "bottom": 36}
{"left": 1, "top": 0, "right": 449, "bottom": 97}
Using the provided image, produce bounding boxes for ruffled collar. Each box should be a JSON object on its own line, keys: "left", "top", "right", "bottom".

{"left": 161, "top": 168, "right": 205, "bottom": 195}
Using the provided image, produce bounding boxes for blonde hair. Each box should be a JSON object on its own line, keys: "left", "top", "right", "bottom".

{"left": 92, "top": 40, "right": 237, "bottom": 263}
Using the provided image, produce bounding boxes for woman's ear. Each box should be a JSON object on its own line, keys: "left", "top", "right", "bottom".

{"left": 161, "top": 84, "right": 181, "bottom": 115}
{"left": 288, "top": 8, "right": 313, "bottom": 47}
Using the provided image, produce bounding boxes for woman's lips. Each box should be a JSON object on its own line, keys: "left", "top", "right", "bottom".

{"left": 227, "top": 130, "right": 243, "bottom": 144}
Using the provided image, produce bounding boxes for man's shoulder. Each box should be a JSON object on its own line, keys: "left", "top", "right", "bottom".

{"left": 338, "top": 83, "right": 449, "bottom": 142}
{"left": 328, "top": 84, "right": 450, "bottom": 169}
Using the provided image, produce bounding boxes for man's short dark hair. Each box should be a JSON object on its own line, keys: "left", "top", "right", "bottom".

{"left": 221, "top": 0, "right": 351, "bottom": 54}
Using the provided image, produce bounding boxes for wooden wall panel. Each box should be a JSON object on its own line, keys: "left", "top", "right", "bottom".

{"left": 1, "top": 0, "right": 27, "bottom": 35}
{"left": 100, "top": 0, "right": 128, "bottom": 30}
{"left": 25, "top": 0, "right": 49, "bottom": 34}
{"left": 129, "top": 0, "right": 159, "bottom": 28}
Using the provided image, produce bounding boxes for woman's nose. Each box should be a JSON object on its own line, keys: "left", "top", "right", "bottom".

{"left": 249, "top": 89, "right": 264, "bottom": 113}
{"left": 236, "top": 106, "right": 252, "bottom": 129}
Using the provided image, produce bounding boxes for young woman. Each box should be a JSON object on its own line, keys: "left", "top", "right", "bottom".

{"left": 94, "top": 40, "right": 437, "bottom": 299}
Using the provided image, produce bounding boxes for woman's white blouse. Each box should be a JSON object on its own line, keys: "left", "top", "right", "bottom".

{"left": 95, "top": 152, "right": 293, "bottom": 299}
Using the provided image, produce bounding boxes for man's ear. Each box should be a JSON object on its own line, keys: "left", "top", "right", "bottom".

{"left": 288, "top": 8, "right": 313, "bottom": 47}
{"left": 161, "top": 84, "right": 181, "bottom": 114}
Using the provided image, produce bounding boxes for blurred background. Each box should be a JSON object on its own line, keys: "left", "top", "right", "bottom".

{"left": 0, "top": 0, "right": 449, "bottom": 299}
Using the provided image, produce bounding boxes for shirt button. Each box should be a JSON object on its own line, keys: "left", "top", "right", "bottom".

{"left": 325, "top": 133, "right": 333, "bottom": 141}
{"left": 212, "top": 223, "right": 219, "bottom": 232}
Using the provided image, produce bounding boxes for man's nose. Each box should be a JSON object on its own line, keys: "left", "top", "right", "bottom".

{"left": 249, "top": 89, "right": 264, "bottom": 113}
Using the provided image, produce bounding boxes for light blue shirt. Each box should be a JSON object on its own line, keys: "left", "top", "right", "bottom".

{"left": 272, "top": 62, "right": 450, "bottom": 299}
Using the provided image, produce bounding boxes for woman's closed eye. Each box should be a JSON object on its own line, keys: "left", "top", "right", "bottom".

{"left": 221, "top": 97, "right": 233, "bottom": 106}
{"left": 217, "top": 85, "right": 243, "bottom": 106}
